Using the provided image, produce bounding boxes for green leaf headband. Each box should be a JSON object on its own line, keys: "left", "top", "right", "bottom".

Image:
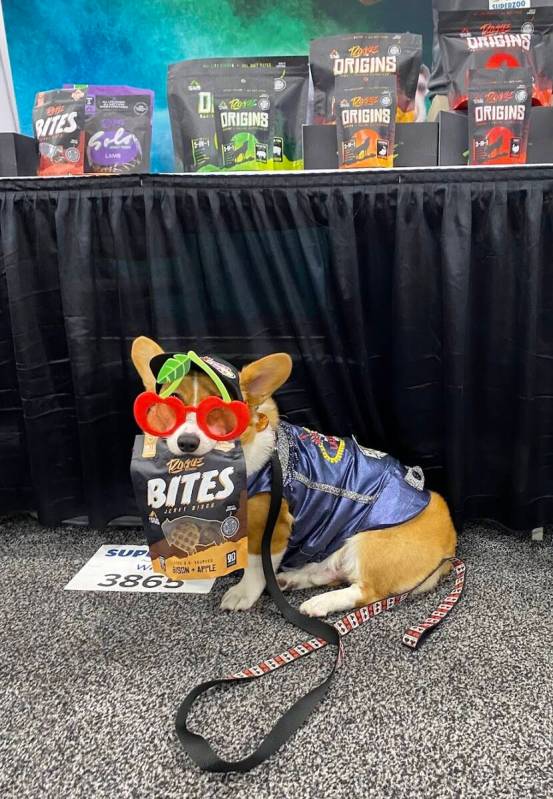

{"left": 156, "top": 351, "right": 232, "bottom": 402}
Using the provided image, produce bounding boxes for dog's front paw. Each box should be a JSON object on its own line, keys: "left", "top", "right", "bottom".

{"left": 300, "top": 594, "right": 332, "bottom": 618}
{"left": 277, "top": 571, "right": 300, "bottom": 591}
{"left": 277, "top": 569, "right": 312, "bottom": 591}
{"left": 220, "top": 582, "right": 261, "bottom": 611}
{"left": 300, "top": 586, "right": 360, "bottom": 617}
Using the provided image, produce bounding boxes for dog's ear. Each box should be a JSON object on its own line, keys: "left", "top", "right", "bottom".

{"left": 131, "top": 336, "right": 164, "bottom": 391}
{"left": 240, "top": 353, "right": 292, "bottom": 404}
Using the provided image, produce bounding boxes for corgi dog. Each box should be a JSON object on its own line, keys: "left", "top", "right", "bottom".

{"left": 132, "top": 337, "right": 457, "bottom": 618}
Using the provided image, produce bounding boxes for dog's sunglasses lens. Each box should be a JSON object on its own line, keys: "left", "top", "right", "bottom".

{"left": 145, "top": 403, "right": 178, "bottom": 434}
{"left": 204, "top": 405, "right": 240, "bottom": 436}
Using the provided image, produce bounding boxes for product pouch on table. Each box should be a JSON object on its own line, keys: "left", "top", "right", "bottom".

{"left": 33, "top": 87, "right": 87, "bottom": 176}
{"left": 468, "top": 67, "right": 532, "bottom": 166}
{"left": 130, "top": 435, "right": 248, "bottom": 580}
{"left": 335, "top": 75, "right": 397, "bottom": 168}
{"left": 430, "top": 2, "right": 553, "bottom": 100}
{"left": 310, "top": 33, "right": 422, "bottom": 124}
{"left": 438, "top": 7, "right": 553, "bottom": 109}
{"left": 167, "top": 56, "right": 308, "bottom": 171}
{"left": 214, "top": 76, "right": 275, "bottom": 170}
{"left": 64, "top": 84, "right": 154, "bottom": 173}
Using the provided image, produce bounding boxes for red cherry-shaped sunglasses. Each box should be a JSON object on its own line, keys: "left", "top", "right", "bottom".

{"left": 133, "top": 351, "right": 250, "bottom": 441}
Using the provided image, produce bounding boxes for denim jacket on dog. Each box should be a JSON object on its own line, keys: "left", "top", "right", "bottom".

{"left": 247, "top": 422, "right": 430, "bottom": 571}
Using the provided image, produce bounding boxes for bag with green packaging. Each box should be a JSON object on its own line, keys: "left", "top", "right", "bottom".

{"left": 167, "top": 56, "right": 308, "bottom": 171}
{"left": 214, "top": 76, "right": 274, "bottom": 171}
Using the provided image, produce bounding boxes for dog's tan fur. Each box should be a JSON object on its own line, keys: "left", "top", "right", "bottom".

{"left": 132, "top": 337, "right": 457, "bottom": 616}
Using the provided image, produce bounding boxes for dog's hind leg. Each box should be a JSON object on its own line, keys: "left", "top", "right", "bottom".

{"left": 300, "top": 584, "right": 364, "bottom": 617}
{"left": 298, "top": 491, "right": 456, "bottom": 618}
{"left": 296, "top": 542, "right": 365, "bottom": 616}
{"left": 277, "top": 550, "right": 344, "bottom": 591}
{"left": 411, "top": 560, "right": 452, "bottom": 595}
{"left": 299, "top": 559, "right": 449, "bottom": 619}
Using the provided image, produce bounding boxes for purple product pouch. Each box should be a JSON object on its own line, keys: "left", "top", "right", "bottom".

{"left": 64, "top": 84, "right": 154, "bottom": 173}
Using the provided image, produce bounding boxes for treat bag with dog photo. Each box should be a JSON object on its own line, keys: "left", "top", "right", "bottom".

{"left": 214, "top": 74, "right": 275, "bottom": 171}
{"left": 468, "top": 68, "right": 532, "bottom": 166}
{"left": 130, "top": 435, "right": 248, "bottom": 580}
{"left": 335, "top": 75, "right": 397, "bottom": 169}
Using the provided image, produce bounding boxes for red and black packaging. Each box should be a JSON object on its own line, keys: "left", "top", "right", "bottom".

{"left": 310, "top": 33, "right": 422, "bottom": 124}
{"left": 335, "top": 75, "right": 397, "bottom": 169}
{"left": 438, "top": 7, "right": 553, "bottom": 110}
{"left": 468, "top": 68, "right": 532, "bottom": 166}
{"left": 32, "top": 88, "right": 86, "bottom": 176}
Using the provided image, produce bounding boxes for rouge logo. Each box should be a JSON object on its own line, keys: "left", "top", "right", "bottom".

{"left": 485, "top": 91, "right": 514, "bottom": 102}
{"left": 229, "top": 98, "right": 257, "bottom": 110}
{"left": 167, "top": 457, "right": 205, "bottom": 474}
{"left": 348, "top": 45, "right": 380, "bottom": 57}
{"left": 481, "top": 23, "right": 512, "bottom": 35}
{"left": 351, "top": 96, "right": 378, "bottom": 106}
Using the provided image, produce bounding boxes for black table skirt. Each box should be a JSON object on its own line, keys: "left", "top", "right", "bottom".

{"left": 1, "top": 167, "right": 553, "bottom": 530}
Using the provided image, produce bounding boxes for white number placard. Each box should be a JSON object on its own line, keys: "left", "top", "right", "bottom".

{"left": 64, "top": 544, "right": 215, "bottom": 594}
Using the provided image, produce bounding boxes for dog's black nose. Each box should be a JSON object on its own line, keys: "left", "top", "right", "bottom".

{"left": 177, "top": 433, "right": 200, "bottom": 453}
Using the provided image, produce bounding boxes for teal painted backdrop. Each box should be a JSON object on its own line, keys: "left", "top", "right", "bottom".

{"left": 3, "top": 0, "right": 433, "bottom": 171}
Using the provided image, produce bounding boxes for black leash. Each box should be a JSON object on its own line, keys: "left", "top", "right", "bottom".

{"left": 175, "top": 451, "right": 341, "bottom": 772}
{"left": 175, "top": 451, "right": 466, "bottom": 772}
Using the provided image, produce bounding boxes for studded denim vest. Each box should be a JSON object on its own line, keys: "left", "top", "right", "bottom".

{"left": 247, "top": 422, "right": 430, "bottom": 572}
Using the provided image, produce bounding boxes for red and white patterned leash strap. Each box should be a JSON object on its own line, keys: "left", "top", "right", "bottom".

{"left": 228, "top": 557, "right": 466, "bottom": 680}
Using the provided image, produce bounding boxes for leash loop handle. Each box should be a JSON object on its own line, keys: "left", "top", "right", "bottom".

{"left": 175, "top": 452, "right": 341, "bottom": 773}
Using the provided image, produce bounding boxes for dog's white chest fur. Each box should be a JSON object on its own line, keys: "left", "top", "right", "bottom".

{"left": 243, "top": 426, "right": 275, "bottom": 477}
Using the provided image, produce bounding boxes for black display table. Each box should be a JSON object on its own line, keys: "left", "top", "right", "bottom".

{"left": 1, "top": 168, "right": 552, "bottom": 530}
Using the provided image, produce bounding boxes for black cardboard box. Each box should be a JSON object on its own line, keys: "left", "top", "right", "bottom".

{"left": 528, "top": 106, "right": 553, "bottom": 163}
{"left": 0, "top": 133, "right": 38, "bottom": 177}
{"left": 395, "top": 123, "right": 439, "bottom": 167}
{"left": 438, "top": 107, "right": 553, "bottom": 166}
{"left": 303, "top": 123, "right": 439, "bottom": 170}
{"left": 303, "top": 125, "right": 338, "bottom": 170}
{"left": 438, "top": 112, "right": 468, "bottom": 167}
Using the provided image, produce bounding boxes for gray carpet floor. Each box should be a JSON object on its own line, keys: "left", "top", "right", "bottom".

{"left": 0, "top": 515, "right": 551, "bottom": 799}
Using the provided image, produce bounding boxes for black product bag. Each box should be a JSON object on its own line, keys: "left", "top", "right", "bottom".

{"left": 214, "top": 76, "right": 275, "bottom": 170}
{"left": 438, "top": 7, "right": 553, "bottom": 109}
{"left": 335, "top": 75, "right": 397, "bottom": 169}
{"left": 310, "top": 33, "right": 422, "bottom": 124}
{"left": 167, "top": 56, "right": 308, "bottom": 171}
{"left": 32, "top": 88, "right": 86, "bottom": 176}
{"left": 468, "top": 67, "right": 532, "bottom": 165}
{"left": 130, "top": 435, "right": 248, "bottom": 580}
